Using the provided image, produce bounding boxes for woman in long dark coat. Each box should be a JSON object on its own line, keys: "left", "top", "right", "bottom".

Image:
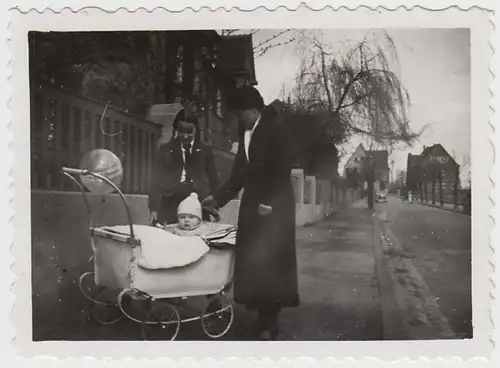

{"left": 203, "top": 87, "right": 299, "bottom": 340}
{"left": 149, "top": 109, "right": 219, "bottom": 225}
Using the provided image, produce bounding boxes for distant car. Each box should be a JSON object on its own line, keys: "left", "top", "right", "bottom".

{"left": 376, "top": 192, "right": 387, "bottom": 203}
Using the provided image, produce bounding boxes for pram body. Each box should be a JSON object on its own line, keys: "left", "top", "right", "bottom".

{"left": 92, "top": 226, "right": 234, "bottom": 299}
{"left": 62, "top": 167, "right": 236, "bottom": 340}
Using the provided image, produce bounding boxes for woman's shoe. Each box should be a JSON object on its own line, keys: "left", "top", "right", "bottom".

{"left": 258, "top": 328, "right": 279, "bottom": 341}
{"left": 242, "top": 317, "right": 268, "bottom": 338}
{"left": 258, "top": 314, "right": 279, "bottom": 340}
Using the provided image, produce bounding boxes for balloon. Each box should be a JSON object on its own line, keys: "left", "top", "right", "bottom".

{"left": 79, "top": 149, "right": 123, "bottom": 194}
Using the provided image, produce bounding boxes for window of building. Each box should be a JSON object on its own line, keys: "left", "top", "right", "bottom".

{"left": 176, "top": 45, "right": 184, "bottom": 83}
{"left": 216, "top": 88, "right": 222, "bottom": 117}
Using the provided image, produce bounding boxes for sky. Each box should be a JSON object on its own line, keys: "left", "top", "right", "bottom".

{"left": 251, "top": 29, "right": 471, "bottom": 185}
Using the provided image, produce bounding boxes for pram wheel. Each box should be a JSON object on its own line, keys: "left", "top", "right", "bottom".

{"left": 141, "top": 301, "right": 181, "bottom": 341}
{"left": 201, "top": 294, "right": 234, "bottom": 339}
{"left": 79, "top": 272, "right": 122, "bottom": 325}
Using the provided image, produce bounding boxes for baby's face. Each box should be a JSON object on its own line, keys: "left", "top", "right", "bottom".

{"left": 178, "top": 214, "right": 201, "bottom": 230}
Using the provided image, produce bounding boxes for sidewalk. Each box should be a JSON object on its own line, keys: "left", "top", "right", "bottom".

{"left": 35, "top": 202, "right": 388, "bottom": 341}
{"left": 275, "top": 201, "right": 384, "bottom": 340}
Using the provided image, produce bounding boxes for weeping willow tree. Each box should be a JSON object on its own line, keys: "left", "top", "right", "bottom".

{"left": 288, "top": 31, "right": 422, "bottom": 145}
{"left": 284, "top": 30, "right": 424, "bottom": 207}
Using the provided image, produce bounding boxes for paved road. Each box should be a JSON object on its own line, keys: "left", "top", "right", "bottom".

{"left": 375, "top": 196, "right": 472, "bottom": 338}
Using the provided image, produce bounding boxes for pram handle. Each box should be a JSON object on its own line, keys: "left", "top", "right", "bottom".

{"left": 62, "top": 167, "right": 88, "bottom": 175}
{"left": 61, "top": 166, "right": 137, "bottom": 240}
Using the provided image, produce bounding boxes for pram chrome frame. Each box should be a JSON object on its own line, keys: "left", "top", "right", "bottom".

{"left": 62, "top": 167, "right": 235, "bottom": 341}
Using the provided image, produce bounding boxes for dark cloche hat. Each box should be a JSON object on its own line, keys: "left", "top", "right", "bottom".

{"left": 174, "top": 102, "right": 198, "bottom": 124}
{"left": 227, "top": 86, "right": 265, "bottom": 111}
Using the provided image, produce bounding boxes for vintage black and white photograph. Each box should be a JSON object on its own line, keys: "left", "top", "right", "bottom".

{"left": 8, "top": 5, "right": 493, "bottom": 361}
{"left": 27, "top": 26, "right": 475, "bottom": 343}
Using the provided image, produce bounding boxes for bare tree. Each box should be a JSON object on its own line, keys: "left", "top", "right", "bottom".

{"left": 284, "top": 30, "right": 425, "bottom": 208}
{"left": 221, "top": 29, "right": 296, "bottom": 58}
{"left": 286, "top": 30, "right": 424, "bottom": 150}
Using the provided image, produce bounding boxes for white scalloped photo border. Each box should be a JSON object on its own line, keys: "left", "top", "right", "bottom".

{"left": 1, "top": 1, "right": 497, "bottom": 367}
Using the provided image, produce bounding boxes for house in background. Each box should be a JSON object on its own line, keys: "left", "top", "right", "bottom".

{"left": 343, "top": 143, "right": 366, "bottom": 176}
{"left": 217, "top": 34, "right": 258, "bottom": 88}
{"left": 343, "top": 143, "right": 366, "bottom": 191}
{"left": 29, "top": 30, "right": 258, "bottom": 193}
{"left": 406, "top": 152, "right": 423, "bottom": 196}
{"left": 367, "top": 150, "right": 390, "bottom": 192}
{"left": 406, "top": 144, "right": 460, "bottom": 203}
{"left": 140, "top": 32, "right": 258, "bottom": 152}
{"left": 343, "top": 143, "right": 390, "bottom": 193}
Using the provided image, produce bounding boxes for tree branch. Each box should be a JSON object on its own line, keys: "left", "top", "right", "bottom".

{"left": 338, "top": 91, "right": 372, "bottom": 109}
{"left": 313, "top": 41, "right": 334, "bottom": 112}
{"left": 253, "top": 29, "right": 293, "bottom": 51}
{"left": 335, "top": 70, "right": 365, "bottom": 113}
{"left": 255, "top": 37, "right": 296, "bottom": 58}
{"left": 221, "top": 29, "right": 240, "bottom": 36}
{"left": 286, "top": 31, "right": 419, "bottom": 149}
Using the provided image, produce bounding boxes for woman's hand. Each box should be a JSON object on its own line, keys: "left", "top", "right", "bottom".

{"left": 149, "top": 211, "right": 158, "bottom": 225}
{"left": 202, "top": 195, "right": 218, "bottom": 210}
{"left": 258, "top": 204, "right": 273, "bottom": 216}
{"left": 203, "top": 207, "right": 221, "bottom": 223}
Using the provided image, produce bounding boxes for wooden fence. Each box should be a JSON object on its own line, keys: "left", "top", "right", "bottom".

{"left": 30, "top": 84, "right": 162, "bottom": 194}
{"left": 405, "top": 181, "right": 470, "bottom": 213}
{"left": 31, "top": 84, "right": 236, "bottom": 195}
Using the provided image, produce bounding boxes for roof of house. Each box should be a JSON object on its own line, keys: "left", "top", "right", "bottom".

{"left": 344, "top": 143, "right": 366, "bottom": 169}
{"left": 407, "top": 153, "right": 423, "bottom": 169}
{"left": 366, "top": 150, "right": 389, "bottom": 170}
{"left": 421, "top": 145, "right": 434, "bottom": 158}
{"left": 406, "top": 144, "right": 459, "bottom": 179}
{"left": 218, "top": 34, "right": 257, "bottom": 85}
{"left": 420, "top": 144, "right": 459, "bottom": 167}
{"left": 406, "top": 145, "right": 438, "bottom": 170}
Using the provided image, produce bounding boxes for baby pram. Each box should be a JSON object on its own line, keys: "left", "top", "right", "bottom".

{"left": 62, "top": 167, "right": 237, "bottom": 341}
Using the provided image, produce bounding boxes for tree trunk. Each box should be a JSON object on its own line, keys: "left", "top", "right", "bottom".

{"left": 367, "top": 179, "right": 374, "bottom": 209}
{"left": 367, "top": 162, "right": 375, "bottom": 209}
{"left": 424, "top": 180, "right": 428, "bottom": 202}
{"left": 453, "top": 171, "right": 459, "bottom": 209}
{"left": 432, "top": 178, "right": 436, "bottom": 205}
{"left": 453, "top": 180, "right": 458, "bottom": 209}
{"left": 439, "top": 172, "right": 444, "bottom": 207}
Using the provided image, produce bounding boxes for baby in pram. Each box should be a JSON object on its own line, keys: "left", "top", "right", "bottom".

{"left": 163, "top": 192, "right": 231, "bottom": 243}
{"left": 167, "top": 192, "right": 210, "bottom": 236}
{"left": 163, "top": 192, "right": 225, "bottom": 307}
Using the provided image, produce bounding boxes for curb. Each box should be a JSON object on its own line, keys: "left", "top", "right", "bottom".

{"left": 375, "top": 213, "right": 457, "bottom": 340}
{"left": 371, "top": 213, "right": 409, "bottom": 340}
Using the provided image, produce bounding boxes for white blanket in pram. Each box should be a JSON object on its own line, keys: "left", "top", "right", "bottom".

{"left": 103, "top": 223, "right": 236, "bottom": 270}
{"left": 108, "top": 225, "right": 209, "bottom": 270}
